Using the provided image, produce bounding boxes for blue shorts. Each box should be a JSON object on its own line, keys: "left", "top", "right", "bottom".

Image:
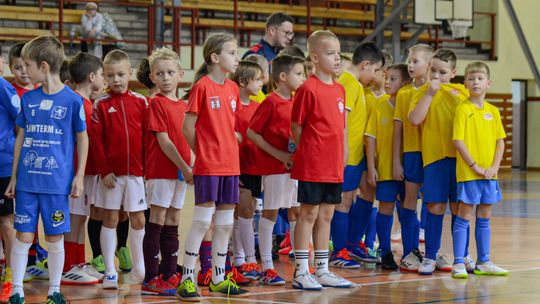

{"left": 423, "top": 157, "right": 457, "bottom": 203}
{"left": 14, "top": 191, "right": 70, "bottom": 235}
{"left": 343, "top": 158, "right": 367, "bottom": 192}
{"left": 403, "top": 152, "right": 424, "bottom": 184}
{"left": 376, "top": 180, "right": 404, "bottom": 202}
{"left": 457, "top": 180, "right": 502, "bottom": 205}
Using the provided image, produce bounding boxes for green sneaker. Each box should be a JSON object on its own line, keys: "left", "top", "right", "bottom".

{"left": 175, "top": 278, "right": 201, "bottom": 302}
{"left": 90, "top": 255, "right": 105, "bottom": 273}
{"left": 115, "top": 247, "right": 132, "bottom": 272}
{"left": 328, "top": 240, "right": 334, "bottom": 252}
{"left": 8, "top": 293, "right": 24, "bottom": 304}
{"left": 209, "top": 272, "right": 250, "bottom": 298}
{"left": 46, "top": 292, "right": 66, "bottom": 304}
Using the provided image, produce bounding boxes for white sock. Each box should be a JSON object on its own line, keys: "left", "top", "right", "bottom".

{"left": 46, "top": 238, "right": 64, "bottom": 296}
{"left": 211, "top": 209, "right": 234, "bottom": 285}
{"left": 129, "top": 227, "right": 145, "bottom": 274}
{"left": 289, "top": 221, "right": 297, "bottom": 251}
{"left": 238, "top": 216, "right": 256, "bottom": 264}
{"left": 10, "top": 237, "right": 31, "bottom": 297}
{"left": 232, "top": 220, "right": 245, "bottom": 266}
{"left": 294, "top": 249, "right": 309, "bottom": 276}
{"left": 181, "top": 206, "right": 214, "bottom": 283}
{"left": 258, "top": 217, "right": 275, "bottom": 270}
{"left": 100, "top": 226, "right": 117, "bottom": 275}
{"left": 314, "top": 250, "right": 329, "bottom": 276}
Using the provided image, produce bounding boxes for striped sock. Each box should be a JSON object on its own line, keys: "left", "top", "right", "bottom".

{"left": 314, "top": 250, "right": 329, "bottom": 276}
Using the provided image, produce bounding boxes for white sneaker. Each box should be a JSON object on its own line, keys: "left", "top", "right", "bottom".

{"left": 130, "top": 268, "right": 145, "bottom": 283}
{"left": 102, "top": 272, "right": 118, "bottom": 289}
{"left": 292, "top": 271, "right": 322, "bottom": 290}
{"left": 436, "top": 254, "right": 452, "bottom": 271}
{"left": 315, "top": 272, "right": 352, "bottom": 288}
{"left": 464, "top": 256, "right": 476, "bottom": 273}
{"left": 473, "top": 261, "right": 509, "bottom": 276}
{"left": 61, "top": 265, "right": 100, "bottom": 285}
{"left": 418, "top": 258, "right": 436, "bottom": 275}
{"left": 26, "top": 260, "right": 49, "bottom": 280}
{"left": 419, "top": 228, "right": 425, "bottom": 243}
{"left": 391, "top": 229, "right": 401, "bottom": 242}
{"left": 80, "top": 263, "right": 104, "bottom": 281}
{"left": 400, "top": 252, "right": 422, "bottom": 272}
{"left": 451, "top": 263, "right": 468, "bottom": 279}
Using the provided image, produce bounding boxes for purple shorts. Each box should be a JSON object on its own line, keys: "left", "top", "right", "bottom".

{"left": 193, "top": 175, "right": 239, "bottom": 205}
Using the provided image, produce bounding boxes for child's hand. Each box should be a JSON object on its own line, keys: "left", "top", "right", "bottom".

{"left": 4, "top": 178, "right": 16, "bottom": 199}
{"left": 102, "top": 173, "right": 117, "bottom": 188}
{"left": 472, "top": 163, "right": 486, "bottom": 177}
{"left": 393, "top": 161, "right": 404, "bottom": 181}
{"left": 367, "top": 168, "right": 378, "bottom": 187}
{"left": 71, "top": 175, "right": 84, "bottom": 198}
{"left": 181, "top": 166, "right": 194, "bottom": 184}
{"left": 276, "top": 151, "right": 293, "bottom": 170}
{"left": 427, "top": 80, "right": 441, "bottom": 96}
{"left": 484, "top": 165, "right": 499, "bottom": 179}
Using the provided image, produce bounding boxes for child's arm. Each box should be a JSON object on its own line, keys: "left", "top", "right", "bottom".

{"left": 365, "top": 136, "right": 378, "bottom": 187}
{"left": 291, "top": 122, "right": 302, "bottom": 147}
{"left": 485, "top": 139, "right": 505, "bottom": 179}
{"left": 344, "top": 111, "right": 349, "bottom": 167}
{"left": 4, "top": 127, "right": 24, "bottom": 198}
{"left": 182, "top": 112, "right": 198, "bottom": 153}
{"left": 409, "top": 81, "right": 440, "bottom": 126}
{"left": 246, "top": 128, "right": 292, "bottom": 169}
{"left": 156, "top": 132, "right": 193, "bottom": 184}
{"left": 72, "top": 131, "right": 89, "bottom": 198}
{"left": 454, "top": 140, "right": 486, "bottom": 177}
{"left": 392, "top": 121, "right": 404, "bottom": 181}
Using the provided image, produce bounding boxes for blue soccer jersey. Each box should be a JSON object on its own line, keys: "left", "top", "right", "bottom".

{"left": 0, "top": 77, "right": 20, "bottom": 178}
{"left": 15, "top": 86, "right": 86, "bottom": 195}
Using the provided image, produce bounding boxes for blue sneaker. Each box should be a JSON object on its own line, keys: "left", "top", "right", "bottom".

{"left": 36, "top": 243, "right": 48, "bottom": 262}
{"left": 260, "top": 269, "right": 285, "bottom": 286}
{"left": 329, "top": 249, "right": 361, "bottom": 269}
{"left": 347, "top": 244, "right": 378, "bottom": 263}
{"left": 238, "top": 263, "right": 260, "bottom": 280}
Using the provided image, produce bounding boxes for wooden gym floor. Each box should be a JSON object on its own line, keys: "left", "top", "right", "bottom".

{"left": 15, "top": 171, "right": 540, "bottom": 303}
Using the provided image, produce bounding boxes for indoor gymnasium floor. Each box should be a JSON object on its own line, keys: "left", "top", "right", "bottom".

{"left": 16, "top": 171, "right": 540, "bottom": 303}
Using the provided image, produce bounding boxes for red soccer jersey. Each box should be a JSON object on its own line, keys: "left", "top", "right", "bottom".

{"left": 290, "top": 75, "right": 346, "bottom": 183}
{"left": 187, "top": 76, "right": 241, "bottom": 176}
{"left": 248, "top": 92, "right": 293, "bottom": 175}
{"left": 145, "top": 94, "right": 191, "bottom": 180}
{"left": 12, "top": 82, "right": 37, "bottom": 98}
{"left": 235, "top": 101, "right": 260, "bottom": 175}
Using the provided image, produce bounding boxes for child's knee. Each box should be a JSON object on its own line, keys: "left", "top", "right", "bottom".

{"left": 129, "top": 212, "right": 146, "bottom": 229}
{"left": 427, "top": 203, "right": 446, "bottom": 215}
{"left": 299, "top": 206, "right": 318, "bottom": 223}
{"left": 476, "top": 204, "right": 492, "bottom": 219}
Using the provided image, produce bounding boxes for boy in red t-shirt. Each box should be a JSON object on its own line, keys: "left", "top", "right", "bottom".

{"left": 141, "top": 48, "right": 192, "bottom": 295}
{"left": 248, "top": 54, "right": 306, "bottom": 285}
{"left": 290, "top": 30, "right": 352, "bottom": 290}
{"left": 8, "top": 43, "right": 35, "bottom": 97}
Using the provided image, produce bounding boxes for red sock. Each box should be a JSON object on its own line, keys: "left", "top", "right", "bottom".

{"left": 77, "top": 243, "right": 86, "bottom": 264}
{"left": 63, "top": 241, "right": 78, "bottom": 272}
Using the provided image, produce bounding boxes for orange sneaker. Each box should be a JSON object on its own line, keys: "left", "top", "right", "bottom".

{"left": 226, "top": 266, "right": 250, "bottom": 286}
{"left": 164, "top": 272, "right": 182, "bottom": 289}
{"left": 197, "top": 269, "right": 212, "bottom": 286}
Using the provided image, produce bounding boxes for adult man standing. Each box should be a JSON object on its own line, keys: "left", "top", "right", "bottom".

{"left": 242, "top": 12, "right": 294, "bottom": 62}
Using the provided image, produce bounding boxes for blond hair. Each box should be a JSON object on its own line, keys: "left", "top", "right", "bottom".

{"left": 148, "top": 47, "right": 181, "bottom": 71}
{"left": 21, "top": 35, "right": 64, "bottom": 74}
{"left": 409, "top": 44, "right": 434, "bottom": 57}
{"left": 103, "top": 49, "right": 130, "bottom": 66}
{"left": 465, "top": 61, "right": 490, "bottom": 79}
{"left": 381, "top": 50, "right": 393, "bottom": 69}
{"left": 307, "top": 30, "right": 338, "bottom": 53}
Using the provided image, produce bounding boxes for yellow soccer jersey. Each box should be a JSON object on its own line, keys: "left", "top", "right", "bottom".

{"left": 453, "top": 100, "right": 506, "bottom": 182}
{"left": 409, "top": 83, "right": 469, "bottom": 167}
{"left": 365, "top": 87, "right": 388, "bottom": 110}
{"left": 365, "top": 96, "right": 397, "bottom": 181}
{"left": 393, "top": 83, "right": 422, "bottom": 153}
{"left": 338, "top": 71, "right": 369, "bottom": 166}
{"left": 250, "top": 90, "right": 267, "bottom": 103}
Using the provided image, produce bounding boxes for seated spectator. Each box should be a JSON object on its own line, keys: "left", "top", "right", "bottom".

{"left": 81, "top": 2, "right": 104, "bottom": 58}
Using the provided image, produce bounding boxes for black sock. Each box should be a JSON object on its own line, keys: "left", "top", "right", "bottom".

{"left": 117, "top": 217, "right": 129, "bottom": 250}
{"left": 87, "top": 219, "right": 103, "bottom": 258}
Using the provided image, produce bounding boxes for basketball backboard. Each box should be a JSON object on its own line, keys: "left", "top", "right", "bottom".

{"left": 414, "top": 0, "right": 473, "bottom": 26}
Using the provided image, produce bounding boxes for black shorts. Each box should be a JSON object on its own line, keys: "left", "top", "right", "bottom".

{"left": 0, "top": 177, "right": 14, "bottom": 216}
{"left": 298, "top": 181, "right": 343, "bottom": 205}
{"left": 239, "top": 174, "right": 262, "bottom": 198}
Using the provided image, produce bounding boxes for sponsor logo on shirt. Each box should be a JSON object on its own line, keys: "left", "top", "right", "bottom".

{"left": 229, "top": 96, "right": 237, "bottom": 112}
{"left": 28, "top": 103, "right": 40, "bottom": 108}
{"left": 14, "top": 214, "right": 31, "bottom": 224}
{"left": 338, "top": 98, "right": 344, "bottom": 113}
{"left": 40, "top": 99, "right": 53, "bottom": 110}
{"left": 483, "top": 113, "right": 493, "bottom": 121}
{"left": 51, "top": 106, "right": 67, "bottom": 120}
{"left": 51, "top": 209, "right": 65, "bottom": 227}
{"left": 108, "top": 106, "right": 117, "bottom": 113}
{"left": 382, "top": 117, "right": 389, "bottom": 125}
{"left": 210, "top": 96, "right": 221, "bottom": 109}
{"left": 23, "top": 137, "right": 33, "bottom": 148}
{"left": 23, "top": 150, "right": 58, "bottom": 171}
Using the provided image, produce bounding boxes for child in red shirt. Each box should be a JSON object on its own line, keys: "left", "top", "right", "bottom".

{"left": 8, "top": 43, "right": 35, "bottom": 97}
{"left": 291, "top": 30, "right": 352, "bottom": 290}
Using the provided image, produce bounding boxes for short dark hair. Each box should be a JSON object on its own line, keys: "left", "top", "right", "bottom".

{"left": 279, "top": 45, "right": 305, "bottom": 59}
{"left": 352, "top": 42, "right": 384, "bottom": 66}
{"left": 136, "top": 58, "right": 154, "bottom": 89}
{"left": 60, "top": 60, "right": 73, "bottom": 84}
{"left": 271, "top": 54, "right": 305, "bottom": 84}
{"left": 69, "top": 52, "right": 103, "bottom": 84}
{"left": 266, "top": 12, "right": 294, "bottom": 29}
{"left": 8, "top": 42, "right": 26, "bottom": 66}
{"left": 387, "top": 63, "right": 411, "bottom": 83}
{"left": 432, "top": 48, "right": 457, "bottom": 69}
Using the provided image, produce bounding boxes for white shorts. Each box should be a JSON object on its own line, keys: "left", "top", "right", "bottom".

{"left": 262, "top": 173, "right": 300, "bottom": 210}
{"left": 146, "top": 179, "right": 187, "bottom": 209}
{"left": 95, "top": 175, "right": 147, "bottom": 212}
{"left": 68, "top": 175, "right": 99, "bottom": 216}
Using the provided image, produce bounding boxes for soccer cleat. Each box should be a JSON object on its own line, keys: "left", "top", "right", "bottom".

{"left": 141, "top": 275, "right": 176, "bottom": 296}
{"left": 435, "top": 254, "right": 452, "bottom": 271}
{"left": 260, "top": 269, "right": 285, "bottom": 286}
{"left": 46, "top": 292, "right": 66, "bottom": 304}
{"left": 26, "top": 259, "right": 48, "bottom": 280}
{"left": 292, "top": 271, "right": 322, "bottom": 291}
{"left": 381, "top": 252, "right": 399, "bottom": 270}
{"left": 473, "top": 261, "right": 509, "bottom": 276}
{"left": 79, "top": 264, "right": 104, "bottom": 281}
{"left": 164, "top": 273, "right": 182, "bottom": 289}
{"left": 329, "top": 249, "right": 360, "bottom": 269}
{"left": 279, "top": 232, "right": 291, "bottom": 249}
{"left": 226, "top": 267, "right": 250, "bottom": 286}
{"left": 102, "top": 272, "right": 118, "bottom": 289}
{"left": 175, "top": 278, "right": 201, "bottom": 302}
{"left": 418, "top": 258, "right": 436, "bottom": 275}
{"left": 278, "top": 245, "right": 293, "bottom": 255}
{"left": 451, "top": 263, "right": 468, "bottom": 279}
{"left": 7, "top": 293, "right": 25, "bottom": 304}
{"left": 315, "top": 271, "right": 352, "bottom": 288}
{"left": 0, "top": 281, "right": 12, "bottom": 303}
{"left": 209, "top": 272, "right": 250, "bottom": 298}
{"left": 464, "top": 256, "right": 476, "bottom": 273}
{"left": 347, "top": 245, "right": 378, "bottom": 263}
{"left": 391, "top": 229, "right": 401, "bottom": 242}
{"left": 61, "top": 264, "right": 100, "bottom": 285}
{"left": 400, "top": 252, "right": 422, "bottom": 272}
{"left": 238, "top": 263, "right": 260, "bottom": 281}
{"left": 197, "top": 269, "right": 212, "bottom": 287}
{"left": 90, "top": 255, "right": 105, "bottom": 273}
{"left": 115, "top": 247, "right": 132, "bottom": 272}
{"left": 419, "top": 228, "right": 425, "bottom": 243}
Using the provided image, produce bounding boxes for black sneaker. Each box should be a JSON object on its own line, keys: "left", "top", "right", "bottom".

{"left": 8, "top": 294, "right": 25, "bottom": 304}
{"left": 175, "top": 278, "right": 201, "bottom": 302}
{"left": 46, "top": 292, "right": 66, "bottom": 304}
{"left": 381, "top": 252, "right": 399, "bottom": 270}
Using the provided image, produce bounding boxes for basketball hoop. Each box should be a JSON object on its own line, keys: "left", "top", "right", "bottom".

{"left": 449, "top": 19, "right": 470, "bottom": 39}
